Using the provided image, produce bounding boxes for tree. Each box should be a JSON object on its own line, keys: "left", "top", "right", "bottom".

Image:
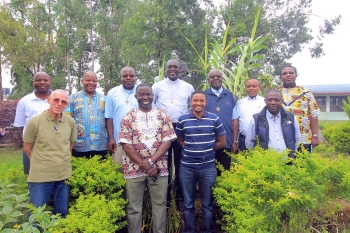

{"left": 218, "top": 0, "right": 341, "bottom": 75}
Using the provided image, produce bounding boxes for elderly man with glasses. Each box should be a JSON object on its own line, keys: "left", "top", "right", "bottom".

{"left": 23, "top": 89, "right": 77, "bottom": 218}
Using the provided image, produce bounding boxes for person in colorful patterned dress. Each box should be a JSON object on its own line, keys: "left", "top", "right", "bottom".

{"left": 119, "top": 83, "right": 177, "bottom": 233}
{"left": 65, "top": 71, "right": 108, "bottom": 158}
{"left": 278, "top": 66, "right": 321, "bottom": 153}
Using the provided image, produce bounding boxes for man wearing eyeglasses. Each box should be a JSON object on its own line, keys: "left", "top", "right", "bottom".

{"left": 65, "top": 71, "right": 108, "bottom": 158}
{"left": 204, "top": 69, "right": 239, "bottom": 175}
{"left": 278, "top": 66, "right": 321, "bottom": 153}
{"left": 14, "top": 71, "right": 52, "bottom": 175}
{"left": 23, "top": 89, "right": 77, "bottom": 218}
{"left": 152, "top": 59, "right": 194, "bottom": 210}
{"left": 105, "top": 67, "right": 138, "bottom": 166}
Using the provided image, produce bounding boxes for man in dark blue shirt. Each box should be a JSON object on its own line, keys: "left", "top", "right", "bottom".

{"left": 176, "top": 90, "right": 226, "bottom": 233}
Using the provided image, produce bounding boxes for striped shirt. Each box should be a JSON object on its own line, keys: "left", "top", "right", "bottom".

{"left": 176, "top": 111, "right": 226, "bottom": 169}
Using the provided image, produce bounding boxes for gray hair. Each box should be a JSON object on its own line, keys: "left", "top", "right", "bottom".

{"left": 50, "top": 89, "right": 68, "bottom": 98}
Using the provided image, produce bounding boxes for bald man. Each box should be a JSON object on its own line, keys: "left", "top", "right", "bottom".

{"left": 65, "top": 71, "right": 108, "bottom": 158}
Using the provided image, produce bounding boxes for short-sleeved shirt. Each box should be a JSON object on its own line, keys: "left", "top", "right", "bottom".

{"left": 105, "top": 85, "right": 138, "bottom": 142}
{"left": 14, "top": 91, "right": 50, "bottom": 135}
{"left": 152, "top": 78, "right": 194, "bottom": 123}
{"left": 176, "top": 111, "right": 226, "bottom": 169}
{"left": 65, "top": 91, "right": 107, "bottom": 152}
{"left": 278, "top": 86, "right": 321, "bottom": 144}
{"left": 23, "top": 111, "right": 77, "bottom": 182}
{"left": 119, "top": 107, "right": 177, "bottom": 179}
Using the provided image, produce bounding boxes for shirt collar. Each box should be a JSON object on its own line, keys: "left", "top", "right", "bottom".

{"left": 189, "top": 110, "right": 208, "bottom": 118}
{"left": 210, "top": 87, "right": 223, "bottom": 96}
{"left": 165, "top": 78, "right": 180, "bottom": 85}
{"left": 266, "top": 109, "right": 281, "bottom": 120}
{"left": 82, "top": 90, "right": 97, "bottom": 98}
{"left": 122, "top": 85, "right": 136, "bottom": 94}
{"left": 44, "top": 110, "right": 65, "bottom": 123}
{"left": 247, "top": 95, "right": 260, "bottom": 100}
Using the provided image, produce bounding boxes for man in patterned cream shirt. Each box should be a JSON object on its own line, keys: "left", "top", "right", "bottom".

{"left": 278, "top": 66, "right": 321, "bottom": 153}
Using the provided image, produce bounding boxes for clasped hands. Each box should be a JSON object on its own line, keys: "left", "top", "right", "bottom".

{"left": 139, "top": 159, "right": 159, "bottom": 177}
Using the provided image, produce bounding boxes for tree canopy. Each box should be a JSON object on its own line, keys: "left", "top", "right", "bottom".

{"left": 0, "top": 0, "right": 341, "bottom": 99}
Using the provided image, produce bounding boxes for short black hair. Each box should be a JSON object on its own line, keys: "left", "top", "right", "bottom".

{"left": 136, "top": 83, "right": 152, "bottom": 92}
{"left": 265, "top": 89, "right": 282, "bottom": 98}
{"left": 280, "top": 65, "right": 297, "bottom": 76}
{"left": 191, "top": 90, "right": 206, "bottom": 100}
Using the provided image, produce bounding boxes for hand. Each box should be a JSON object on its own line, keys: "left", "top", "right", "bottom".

{"left": 107, "top": 138, "right": 117, "bottom": 152}
{"left": 139, "top": 159, "right": 152, "bottom": 171}
{"left": 311, "top": 136, "right": 320, "bottom": 148}
{"left": 146, "top": 167, "right": 159, "bottom": 177}
{"left": 231, "top": 142, "right": 239, "bottom": 153}
{"left": 0, "top": 128, "right": 5, "bottom": 136}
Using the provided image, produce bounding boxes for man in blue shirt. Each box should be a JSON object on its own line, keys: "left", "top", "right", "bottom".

{"left": 65, "top": 71, "right": 108, "bottom": 158}
{"left": 105, "top": 67, "right": 138, "bottom": 165}
{"left": 204, "top": 68, "right": 239, "bottom": 175}
{"left": 176, "top": 90, "right": 226, "bottom": 233}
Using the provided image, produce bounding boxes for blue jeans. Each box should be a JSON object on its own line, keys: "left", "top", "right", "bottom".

{"left": 23, "top": 151, "right": 30, "bottom": 175}
{"left": 28, "top": 180, "right": 69, "bottom": 218}
{"left": 179, "top": 165, "right": 216, "bottom": 233}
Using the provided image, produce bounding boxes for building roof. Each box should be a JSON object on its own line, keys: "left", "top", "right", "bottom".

{"left": 303, "top": 84, "right": 350, "bottom": 95}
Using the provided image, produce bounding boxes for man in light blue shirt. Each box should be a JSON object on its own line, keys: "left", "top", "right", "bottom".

{"left": 245, "top": 90, "right": 300, "bottom": 158}
{"left": 65, "top": 71, "right": 108, "bottom": 158}
{"left": 105, "top": 67, "right": 138, "bottom": 165}
{"left": 14, "top": 71, "right": 52, "bottom": 174}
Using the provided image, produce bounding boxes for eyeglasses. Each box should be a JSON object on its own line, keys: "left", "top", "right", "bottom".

{"left": 121, "top": 74, "right": 135, "bottom": 78}
{"left": 166, "top": 65, "right": 179, "bottom": 69}
{"left": 209, "top": 75, "right": 222, "bottom": 79}
{"left": 281, "top": 71, "right": 295, "bottom": 75}
{"left": 52, "top": 98, "right": 68, "bottom": 106}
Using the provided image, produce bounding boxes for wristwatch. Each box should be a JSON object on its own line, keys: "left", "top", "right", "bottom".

{"left": 148, "top": 158, "right": 154, "bottom": 166}
{"left": 312, "top": 134, "right": 319, "bottom": 138}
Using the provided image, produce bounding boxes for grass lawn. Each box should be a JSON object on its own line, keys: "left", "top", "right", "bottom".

{"left": 0, "top": 146, "right": 22, "bottom": 174}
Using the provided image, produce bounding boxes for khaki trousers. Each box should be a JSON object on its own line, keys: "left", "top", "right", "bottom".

{"left": 112, "top": 145, "right": 125, "bottom": 166}
{"left": 126, "top": 176, "right": 168, "bottom": 233}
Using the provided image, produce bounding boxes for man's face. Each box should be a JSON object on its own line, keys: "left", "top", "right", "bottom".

{"left": 280, "top": 67, "right": 297, "bottom": 88}
{"left": 32, "top": 73, "right": 51, "bottom": 93}
{"left": 135, "top": 86, "right": 153, "bottom": 112}
{"left": 191, "top": 93, "right": 206, "bottom": 113}
{"left": 121, "top": 68, "right": 136, "bottom": 90}
{"left": 245, "top": 79, "right": 261, "bottom": 98}
{"left": 208, "top": 70, "right": 223, "bottom": 90}
{"left": 166, "top": 60, "right": 180, "bottom": 81}
{"left": 265, "top": 92, "right": 282, "bottom": 116}
{"left": 82, "top": 72, "right": 97, "bottom": 95}
{"left": 48, "top": 92, "right": 69, "bottom": 115}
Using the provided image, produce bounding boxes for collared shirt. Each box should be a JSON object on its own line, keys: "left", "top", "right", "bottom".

{"left": 237, "top": 95, "right": 265, "bottom": 136}
{"left": 278, "top": 86, "right": 321, "bottom": 144}
{"left": 176, "top": 110, "right": 226, "bottom": 169}
{"left": 245, "top": 110, "right": 300, "bottom": 151}
{"left": 152, "top": 78, "right": 194, "bottom": 123}
{"left": 65, "top": 91, "right": 107, "bottom": 152}
{"left": 105, "top": 85, "right": 138, "bottom": 142}
{"left": 14, "top": 91, "right": 50, "bottom": 135}
{"left": 23, "top": 111, "right": 77, "bottom": 182}
{"left": 210, "top": 87, "right": 239, "bottom": 119}
{"left": 119, "top": 107, "right": 177, "bottom": 179}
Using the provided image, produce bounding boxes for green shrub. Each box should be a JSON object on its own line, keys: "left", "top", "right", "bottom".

{"left": 52, "top": 193, "right": 127, "bottom": 233}
{"left": 67, "top": 156, "right": 125, "bottom": 199}
{"left": 342, "top": 96, "right": 350, "bottom": 119}
{"left": 322, "top": 121, "right": 350, "bottom": 154}
{"left": 214, "top": 147, "right": 350, "bottom": 233}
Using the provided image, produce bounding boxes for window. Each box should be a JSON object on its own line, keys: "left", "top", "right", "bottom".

{"left": 316, "top": 96, "right": 326, "bottom": 112}
{"left": 330, "top": 96, "right": 347, "bottom": 112}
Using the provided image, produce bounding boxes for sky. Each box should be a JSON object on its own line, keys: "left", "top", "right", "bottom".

{"left": 2, "top": 0, "right": 349, "bottom": 88}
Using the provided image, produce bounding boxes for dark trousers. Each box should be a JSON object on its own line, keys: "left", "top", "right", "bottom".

{"left": 297, "top": 144, "right": 312, "bottom": 154}
{"left": 215, "top": 148, "right": 231, "bottom": 176}
{"left": 167, "top": 123, "right": 183, "bottom": 204}
{"left": 238, "top": 133, "right": 247, "bottom": 151}
{"left": 72, "top": 149, "right": 108, "bottom": 159}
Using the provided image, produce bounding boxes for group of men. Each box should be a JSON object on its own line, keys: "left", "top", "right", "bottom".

{"left": 14, "top": 57, "right": 320, "bottom": 233}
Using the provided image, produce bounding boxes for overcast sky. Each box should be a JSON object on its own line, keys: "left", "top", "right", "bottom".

{"left": 2, "top": 0, "right": 348, "bottom": 88}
